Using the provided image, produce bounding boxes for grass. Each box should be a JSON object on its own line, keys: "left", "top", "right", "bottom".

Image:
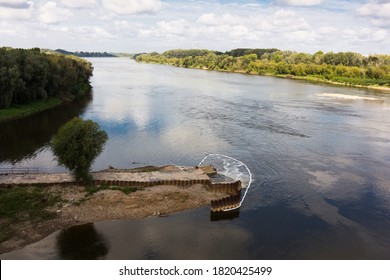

{"left": 0, "top": 185, "right": 62, "bottom": 242}
{"left": 70, "top": 184, "right": 140, "bottom": 206}
{"left": 271, "top": 74, "right": 390, "bottom": 91}
{"left": 0, "top": 97, "right": 64, "bottom": 123}
{"left": 84, "top": 184, "right": 139, "bottom": 197}
{"left": 0, "top": 183, "right": 139, "bottom": 244}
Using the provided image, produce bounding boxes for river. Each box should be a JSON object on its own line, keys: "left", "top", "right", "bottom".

{"left": 1, "top": 57, "right": 390, "bottom": 259}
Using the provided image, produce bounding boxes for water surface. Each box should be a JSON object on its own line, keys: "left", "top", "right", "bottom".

{"left": 1, "top": 58, "right": 390, "bottom": 259}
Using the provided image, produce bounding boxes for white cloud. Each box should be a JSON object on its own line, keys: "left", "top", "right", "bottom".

{"left": 60, "top": 0, "right": 96, "bottom": 9}
{"left": 286, "top": 30, "right": 314, "bottom": 42}
{"left": 276, "top": 0, "right": 325, "bottom": 6}
{"left": 0, "top": 21, "right": 14, "bottom": 35}
{"left": 358, "top": 1, "right": 390, "bottom": 18}
{"left": 75, "top": 26, "right": 115, "bottom": 39}
{"left": 357, "top": 0, "right": 390, "bottom": 27}
{"left": 343, "top": 27, "right": 387, "bottom": 42}
{"left": 0, "top": 0, "right": 25, "bottom": 3}
{"left": 197, "top": 13, "right": 241, "bottom": 26}
{"left": 0, "top": 0, "right": 32, "bottom": 8}
{"left": 0, "top": 1, "right": 32, "bottom": 20}
{"left": 360, "top": 28, "right": 387, "bottom": 42}
{"left": 139, "top": 19, "right": 191, "bottom": 39}
{"left": 0, "top": 0, "right": 388, "bottom": 54}
{"left": 139, "top": 8, "right": 313, "bottom": 49}
{"left": 268, "top": 9, "right": 310, "bottom": 30}
{"left": 38, "top": 1, "right": 72, "bottom": 24}
{"left": 102, "top": 0, "right": 162, "bottom": 15}
{"left": 196, "top": 9, "right": 309, "bottom": 35}
{"left": 157, "top": 19, "right": 190, "bottom": 36}
{"left": 316, "top": 26, "right": 337, "bottom": 35}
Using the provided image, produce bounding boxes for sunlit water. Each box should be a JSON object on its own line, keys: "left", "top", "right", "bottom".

{"left": 1, "top": 58, "right": 390, "bottom": 259}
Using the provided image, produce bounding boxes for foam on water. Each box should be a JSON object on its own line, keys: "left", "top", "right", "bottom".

{"left": 316, "top": 93, "right": 382, "bottom": 101}
{"left": 199, "top": 153, "right": 253, "bottom": 211}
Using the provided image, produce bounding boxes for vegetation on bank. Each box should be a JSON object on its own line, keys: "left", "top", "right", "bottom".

{"left": 0, "top": 183, "right": 139, "bottom": 244}
{"left": 0, "top": 185, "right": 62, "bottom": 242}
{"left": 136, "top": 48, "right": 390, "bottom": 88}
{"left": 0, "top": 47, "right": 93, "bottom": 111}
{"left": 54, "top": 49, "right": 116, "bottom": 57}
{"left": 0, "top": 97, "right": 63, "bottom": 123}
{"left": 84, "top": 184, "right": 139, "bottom": 197}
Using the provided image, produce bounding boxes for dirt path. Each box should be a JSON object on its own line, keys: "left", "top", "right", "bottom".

{"left": 0, "top": 165, "right": 212, "bottom": 185}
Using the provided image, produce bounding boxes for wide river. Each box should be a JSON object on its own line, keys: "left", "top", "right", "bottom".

{"left": 1, "top": 58, "right": 390, "bottom": 259}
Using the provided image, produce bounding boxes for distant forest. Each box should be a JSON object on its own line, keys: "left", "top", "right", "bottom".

{"left": 55, "top": 49, "right": 116, "bottom": 57}
{"left": 0, "top": 47, "right": 93, "bottom": 109}
{"left": 136, "top": 48, "right": 390, "bottom": 87}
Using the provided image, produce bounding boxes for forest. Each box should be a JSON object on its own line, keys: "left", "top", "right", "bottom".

{"left": 136, "top": 48, "right": 390, "bottom": 88}
{"left": 0, "top": 47, "right": 93, "bottom": 109}
{"left": 55, "top": 49, "right": 116, "bottom": 57}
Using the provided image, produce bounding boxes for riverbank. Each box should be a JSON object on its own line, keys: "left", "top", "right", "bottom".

{"left": 138, "top": 60, "right": 390, "bottom": 93}
{"left": 0, "top": 97, "right": 64, "bottom": 123}
{"left": 272, "top": 74, "right": 390, "bottom": 92}
{"left": 0, "top": 166, "right": 229, "bottom": 255}
{"left": 0, "top": 85, "right": 92, "bottom": 124}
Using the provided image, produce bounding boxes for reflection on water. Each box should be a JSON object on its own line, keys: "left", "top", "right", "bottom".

{"left": 1, "top": 58, "right": 390, "bottom": 259}
{"left": 80, "top": 209, "right": 252, "bottom": 260}
{"left": 0, "top": 93, "right": 92, "bottom": 167}
{"left": 56, "top": 223, "right": 109, "bottom": 260}
{"left": 210, "top": 210, "right": 240, "bottom": 221}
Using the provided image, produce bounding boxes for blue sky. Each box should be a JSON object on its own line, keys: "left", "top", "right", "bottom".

{"left": 0, "top": 0, "right": 389, "bottom": 54}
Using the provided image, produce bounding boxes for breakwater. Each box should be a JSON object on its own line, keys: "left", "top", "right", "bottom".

{"left": 0, "top": 165, "right": 242, "bottom": 212}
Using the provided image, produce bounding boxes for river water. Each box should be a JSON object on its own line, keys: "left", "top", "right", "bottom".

{"left": 1, "top": 57, "right": 390, "bottom": 259}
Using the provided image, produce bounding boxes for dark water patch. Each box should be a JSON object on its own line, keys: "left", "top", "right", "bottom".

{"left": 240, "top": 204, "right": 329, "bottom": 259}
{"left": 325, "top": 181, "right": 390, "bottom": 231}
{"left": 210, "top": 210, "right": 240, "bottom": 221}
{"left": 0, "top": 94, "right": 91, "bottom": 164}
{"left": 56, "top": 223, "right": 109, "bottom": 260}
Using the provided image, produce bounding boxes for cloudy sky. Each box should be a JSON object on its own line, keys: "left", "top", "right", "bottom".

{"left": 0, "top": 0, "right": 389, "bottom": 54}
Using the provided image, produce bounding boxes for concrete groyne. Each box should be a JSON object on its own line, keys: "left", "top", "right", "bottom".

{"left": 209, "top": 181, "right": 242, "bottom": 212}
{"left": 0, "top": 165, "right": 243, "bottom": 212}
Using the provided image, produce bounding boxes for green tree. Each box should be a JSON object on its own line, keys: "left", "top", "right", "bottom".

{"left": 51, "top": 117, "right": 108, "bottom": 182}
{"left": 0, "top": 47, "right": 93, "bottom": 109}
{"left": 134, "top": 48, "right": 390, "bottom": 88}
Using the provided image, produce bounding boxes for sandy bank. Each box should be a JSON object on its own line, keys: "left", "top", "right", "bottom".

{"left": 0, "top": 166, "right": 228, "bottom": 255}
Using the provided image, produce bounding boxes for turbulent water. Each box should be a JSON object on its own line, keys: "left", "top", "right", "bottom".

{"left": 1, "top": 58, "right": 390, "bottom": 259}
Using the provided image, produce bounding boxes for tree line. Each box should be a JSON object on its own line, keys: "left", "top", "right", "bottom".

{"left": 55, "top": 49, "right": 116, "bottom": 57}
{"left": 136, "top": 48, "right": 390, "bottom": 87}
{"left": 0, "top": 47, "right": 93, "bottom": 109}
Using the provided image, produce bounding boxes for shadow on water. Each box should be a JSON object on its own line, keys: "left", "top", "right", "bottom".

{"left": 56, "top": 223, "right": 109, "bottom": 260}
{"left": 210, "top": 210, "right": 240, "bottom": 221}
{"left": 0, "top": 93, "right": 92, "bottom": 164}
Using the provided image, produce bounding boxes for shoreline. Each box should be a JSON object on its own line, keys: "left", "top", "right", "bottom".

{"left": 272, "top": 74, "right": 390, "bottom": 92}
{"left": 0, "top": 86, "right": 91, "bottom": 124}
{"left": 0, "top": 97, "right": 64, "bottom": 123}
{"left": 137, "top": 60, "right": 390, "bottom": 93}
{"left": 0, "top": 182, "right": 227, "bottom": 255}
{"left": 0, "top": 165, "right": 233, "bottom": 255}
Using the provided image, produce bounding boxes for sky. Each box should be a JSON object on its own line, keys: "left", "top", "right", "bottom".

{"left": 0, "top": 0, "right": 389, "bottom": 54}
